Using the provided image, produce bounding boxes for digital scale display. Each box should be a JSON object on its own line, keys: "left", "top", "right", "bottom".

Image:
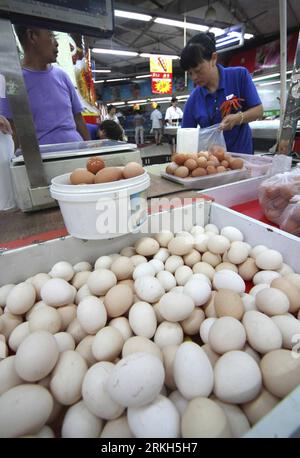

{"left": 0, "top": 0, "right": 114, "bottom": 37}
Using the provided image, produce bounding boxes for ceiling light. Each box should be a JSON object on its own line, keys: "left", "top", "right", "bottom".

{"left": 244, "top": 33, "right": 254, "bottom": 39}
{"left": 151, "top": 97, "right": 172, "bottom": 102}
{"left": 140, "top": 52, "right": 180, "bottom": 59}
{"left": 93, "top": 69, "right": 111, "bottom": 73}
{"left": 114, "top": 10, "right": 152, "bottom": 21}
{"left": 92, "top": 48, "right": 138, "bottom": 56}
{"left": 129, "top": 99, "right": 147, "bottom": 104}
{"left": 209, "top": 27, "right": 224, "bottom": 37}
{"left": 110, "top": 102, "right": 126, "bottom": 105}
{"left": 253, "top": 73, "right": 280, "bottom": 82}
{"left": 135, "top": 74, "right": 152, "bottom": 79}
{"left": 154, "top": 17, "right": 208, "bottom": 32}
{"left": 106, "top": 78, "right": 130, "bottom": 82}
{"left": 93, "top": 80, "right": 105, "bottom": 84}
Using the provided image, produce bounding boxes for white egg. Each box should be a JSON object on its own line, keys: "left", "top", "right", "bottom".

{"left": 255, "top": 249, "right": 283, "bottom": 270}
{"left": 207, "top": 235, "right": 230, "bottom": 254}
{"left": 249, "top": 283, "right": 270, "bottom": 297}
{"left": 6, "top": 283, "right": 36, "bottom": 315}
{"left": 156, "top": 271, "right": 176, "bottom": 292}
{"left": 190, "top": 225, "right": 205, "bottom": 236}
{"left": 168, "top": 390, "right": 189, "bottom": 416}
{"left": 174, "top": 265, "right": 193, "bottom": 286}
{"left": 8, "top": 322, "right": 31, "bottom": 352}
{"left": 170, "top": 286, "right": 185, "bottom": 294}
{"left": 122, "top": 336, "right": 162, "bottom": 361}
{"left": 53, "top": 332, "right": 75, "bottom": 352}
{"left": 183, "top": 278, "right": 212, "bottom": 306}
{"left": 49, "top": 261, "right": 74, "bottom": 281}
{"left": 77, "top": 296, "right": 107, "bottom": 334}
{"left": 109, "top": 317, "right": 133, "bottom": 341}
{"left": 253, "top": 271, "right": 281, "bottom": 285}
{"left": 213, "top": 270, "right": 245, "bottom": 294}
{"left": 87, "top": 269, "right": 117, "bottom": 296}
{"left": 130, "top": 255, "right": 147, "bottom": 267}
{"left": 129, "top": 302, "right": 157, "bottom": 338}
{"left": 227, "top": 242, "right": 250, "bottom": 265}
{"left": 0, "top": 384, "right": 53, "bottom": 438}
{"left": 200, "top": 318, "right": 217, "bottom": 343}
{"left": 250, "top": 245, "right": 268, "bottom": 258}
{"left": 0, "top": 284, "right": 15, "bottom": 307}
{"left": 0, "top": 356, "right": 23, "bottom": 395}
{"left": 134, "top": 276, "right": 165, "bottom": 303}
{"left": 31, "top": 273, "right": 51, "bottom": 299}
{"left": 255, "top": 288, "right": 289, "bottom": 316}
{"left": 205, "top": 224, "right": 219, "bottom": 234}
{"left": 71, "top": 271, "right": 91, "bottom": 290}
{"left": 174, "top": 342, "right": 214, "bottom": 399}
{"left": 67, "top": 319, "right": 87, "bottom": 344}
{"left": 128, "top": 395, "right": 180, "bottom": 438}
{"left": 164, "top": 255, "right": 184, "bottom": 273}
{"left": 75, "top": 284, "right": 91, "bottom": 305}
{"left": 194, "top": 234, "right": 209, "bottom": 252}
{"left": 153, "top": 248, "right": 170, "bottom": 263}
{"left": 28, "top": 305, "right": 62, "bottom": 334}
{"left": 214, "top": 351, "right": 262, "bottom": 404}
{"left": 62, "top": 400, "right": 103, "bottom": 438}
{"left": 154, "top": 231, "right": 174, "bottom": 248}
{"left": 242, "top": 311, "right": 282, "bottom": 353}
{"left": 82, "top": 361, "right": 124, "bottom": 420}
{"left": 208, "top": 317, "right": 246, "bottom": 354}
{"left": 168, "top": 237, "right": 194, "bottom": 256}
{"left": 107, "top": 352, "right": 165, "bottom": 407}
{"left": 15, "top": 331, "right": 59, "bottom": 382}
{"left": 183, "top": 249, "right": 201, "bottom": 267}
{"left": 94, "top": 255, "right": 113, "bottom": 270}
{"left": 271, "top": 315, "right": 300, "bottom": 349}
{"left": 241, "top": 293, "right": 257, "bottom": 312}
{"left": 92, "top": 326, "right": 124, "bottom": 362}
{"left": 133, "top": 263, "right": 155, "bottom": 280}
{"left": 135, "top": 237, "right": 160, "bottom": 256}
{"left": 73, "top": 261, "right": 92, "bottom": 273}
{"left": 193, "top": 261, "right": 215, "bottom": 280}
{"left": 148, "top": 259, "right": 164, "bottom": 274}
{"left": 220, "top": 226, "right": 244, "bottom": 242}
{"left": 41, "top": 278, "right": 76, "bottom": 307}
{"left": 154, "top": 321, "right": 183, "bottom": 348}
{"left": 158, "top": 293, "right": 194, "bottom": 322}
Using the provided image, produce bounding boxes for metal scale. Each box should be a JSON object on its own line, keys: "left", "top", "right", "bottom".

{"left": 0, "top": 0, "right": 141, "bottom": 211}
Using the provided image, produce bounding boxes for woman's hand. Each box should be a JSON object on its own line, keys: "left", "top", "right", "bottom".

{"left": 219, "top": 113, "right": 242, "bottom": 131}
{"left": 0, "top": 115, "right": 12, "bottom": 135}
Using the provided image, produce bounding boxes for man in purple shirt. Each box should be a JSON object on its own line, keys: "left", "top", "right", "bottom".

{"left": 0, "top": 26, "right": 90, "bottom": 149}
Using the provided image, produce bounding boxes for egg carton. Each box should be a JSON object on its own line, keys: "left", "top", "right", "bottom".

{"left": 1, "top": 200, "right": 300, "bottom": 437}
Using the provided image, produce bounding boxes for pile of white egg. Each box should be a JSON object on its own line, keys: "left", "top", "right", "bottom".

{"left": 1, "top": 223, "right": 300, "bottom": 438}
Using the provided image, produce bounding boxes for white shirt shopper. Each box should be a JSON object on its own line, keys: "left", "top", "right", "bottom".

{"left": 151, "top": 109, "right": 163, "bottom": 129}
{"left": 165, "top": 104, "right": 183, "bottom": 126}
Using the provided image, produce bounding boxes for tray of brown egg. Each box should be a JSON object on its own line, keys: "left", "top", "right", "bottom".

{"left": 161, "top": 146, "right": 249, "bottom": 189}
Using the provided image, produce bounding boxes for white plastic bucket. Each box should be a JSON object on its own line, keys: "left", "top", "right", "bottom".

{"left": 50, "top": 170, "right": 150, "bottom": 240}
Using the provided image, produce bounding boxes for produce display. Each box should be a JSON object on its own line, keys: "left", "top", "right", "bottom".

{"left": 1, "top": 224, "right": 300, "bottom": 438}
{"left": 70, "top": 158, "right": 144, "bottom": 185}
{"left": 258, "top": 169, "right": 300, "bottom": 235}
{"left": 165, "top": 146, "right": 244, "bottom": 178}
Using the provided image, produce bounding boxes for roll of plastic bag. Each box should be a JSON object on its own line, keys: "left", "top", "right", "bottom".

{"left": 176, "top": 127, "right": 200, "bottom": 153}
{"left": 0, "top": 132, "right": 16, "bottom": 210}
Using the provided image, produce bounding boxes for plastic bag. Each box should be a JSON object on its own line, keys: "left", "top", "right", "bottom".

{"left": 198, "top": 123, "right": 227, "bottom": 152}
{"left": 280, "top": 195, "right": 300, "bottom": 236}
{"left": 0, "top": 132, "right": 16, "bottom": 210}
{"left": 258, "top": 168, "right": 300, "bottom": 225}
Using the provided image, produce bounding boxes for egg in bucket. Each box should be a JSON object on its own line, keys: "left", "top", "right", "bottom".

{"left": 50, "top": 160, "right": 150, "bottom": 240}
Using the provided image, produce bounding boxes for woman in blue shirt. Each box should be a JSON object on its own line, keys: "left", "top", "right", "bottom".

{"left": 181, "top": 32, "right": 263, "bottom": 154}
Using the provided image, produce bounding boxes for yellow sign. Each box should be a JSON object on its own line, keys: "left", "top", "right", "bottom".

{"left": 150, "top": 56, "right": 172, "bottom": 73}
{"left": 150, "top": 56, "right": 173, "bottom": 95}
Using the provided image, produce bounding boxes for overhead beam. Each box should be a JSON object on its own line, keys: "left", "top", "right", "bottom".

{"left": 222, "top": 0, "right": 261, "bottom": 34}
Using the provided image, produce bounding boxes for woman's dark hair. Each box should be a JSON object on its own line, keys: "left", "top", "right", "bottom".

{"left": 180, "top": 32, "right": 216, "bottom": 71}
{"left": 98, "top": 120, "right": 123, "bottom": 141}
{"left": 107, "top": 105, "right": 116, "bottom": 113}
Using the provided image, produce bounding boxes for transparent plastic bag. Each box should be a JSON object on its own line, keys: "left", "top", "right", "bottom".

{"left": 258, "top": 168, "right": 300, "bottom": 225}
{"left": 0, "top": 132, "right": 16, "bottom": 210}
{"left": 198, "top": 123, "right": 227, "bottom": 152}
{"left": 280, "top": 195, "right": 300, "bottom": 236}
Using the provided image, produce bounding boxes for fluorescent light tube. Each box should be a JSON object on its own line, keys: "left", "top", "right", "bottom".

{"left": 155, "top": 17, "right": 208, "bottom": 32}
{"left": 93, "top": 69, "right": 111, "bottom": 73}
{"left": 135, "top": 74, "right": 152, "bottom": 78}
{"left": 92, "top": 48, "right": 138, "bottom": 56}
{"left": 140, "top": 53, "right": 179, "bottom": 59}
{"left": 114, "top": 10, "right": 152, "bottom": 21}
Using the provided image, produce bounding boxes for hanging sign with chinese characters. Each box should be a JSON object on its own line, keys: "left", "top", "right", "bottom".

{"left": 150, "top": 56, "right": 173, "bottom": 94}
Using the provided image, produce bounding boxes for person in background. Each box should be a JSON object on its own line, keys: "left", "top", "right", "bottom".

{"left": 133, "top": 110, "right": 145, "bottom": 146}
{"left": 97, "top": 119, "right": 124, "bottom": 141}
{"left": 165, "top": 97, "right": 183, "bottom": 155}
{"left": 105, "top": 105, "right": 120, "bottom": 124}
{"left": 0, "top": 115, "right": 12, "bottom": 135}
{"left": 0, "top": 26, "right": 90, "bottom": 150}
{"left": 150, "top": 104, "right": 163, "bottom": 146}
{"left": 180, "top": 32, "right": 263, "bottom": 154}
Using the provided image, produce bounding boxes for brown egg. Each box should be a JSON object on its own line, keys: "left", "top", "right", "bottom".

{"left": 198, "top": 151, "right": 209, "bottom": 159}
{"left": 224, "top": 153, "right": 232, "bottom": 161}
{"left": 70, "top": 168, "right": 95, "bottom": 185}
{"left": 208, "top": 155, "right": 220, "bottom": 166}
{"left": 197, "top": 157, "right": 208, "bottom": 168}
{"left": 86, "top": 156, "right": 105, "bottom": 174}
{"left": 95, "top": 167, "right": 123, "bottom": 183}
{"left": 207, "top": 165, "right": 217, "bottom": 175}
{"left": 174, "top": 166, "right": 189, "bottom": 178}
{"left": 217, "top": 166, "right": 226, "bottom": 173}
{"left": 186, "top": 153, "right": 198, "bottom": 160}
{"left": 192, "top": 167, "right": 207, "bottom": 177}
{"left": 221, "top": 160, "right": 229, "bottom": 168}
{"left": 123, "top": 162, "right": 144, "bottom": 179}
{"left": 270, "top": 277, "right": 300, "bottom": 314}
{"left": 166, "top": 165, "right": 175, "bottom": 175}
{"left": 209, "top": 145, "right": 226, "bottom": 162}
{"left": 214, "top": 289, "right": 244, "bottom": 320}
{"left": 174, "top": 154, "right": 187, "bottom": 165}
{"left": 230, "top": 158, "right": 244, "bottom": 170}
{"left": 184, "top": 158, "right": 198, "bottom": 171}
{"left": 207, "top": 160, "right": 217, "bottom": 167}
